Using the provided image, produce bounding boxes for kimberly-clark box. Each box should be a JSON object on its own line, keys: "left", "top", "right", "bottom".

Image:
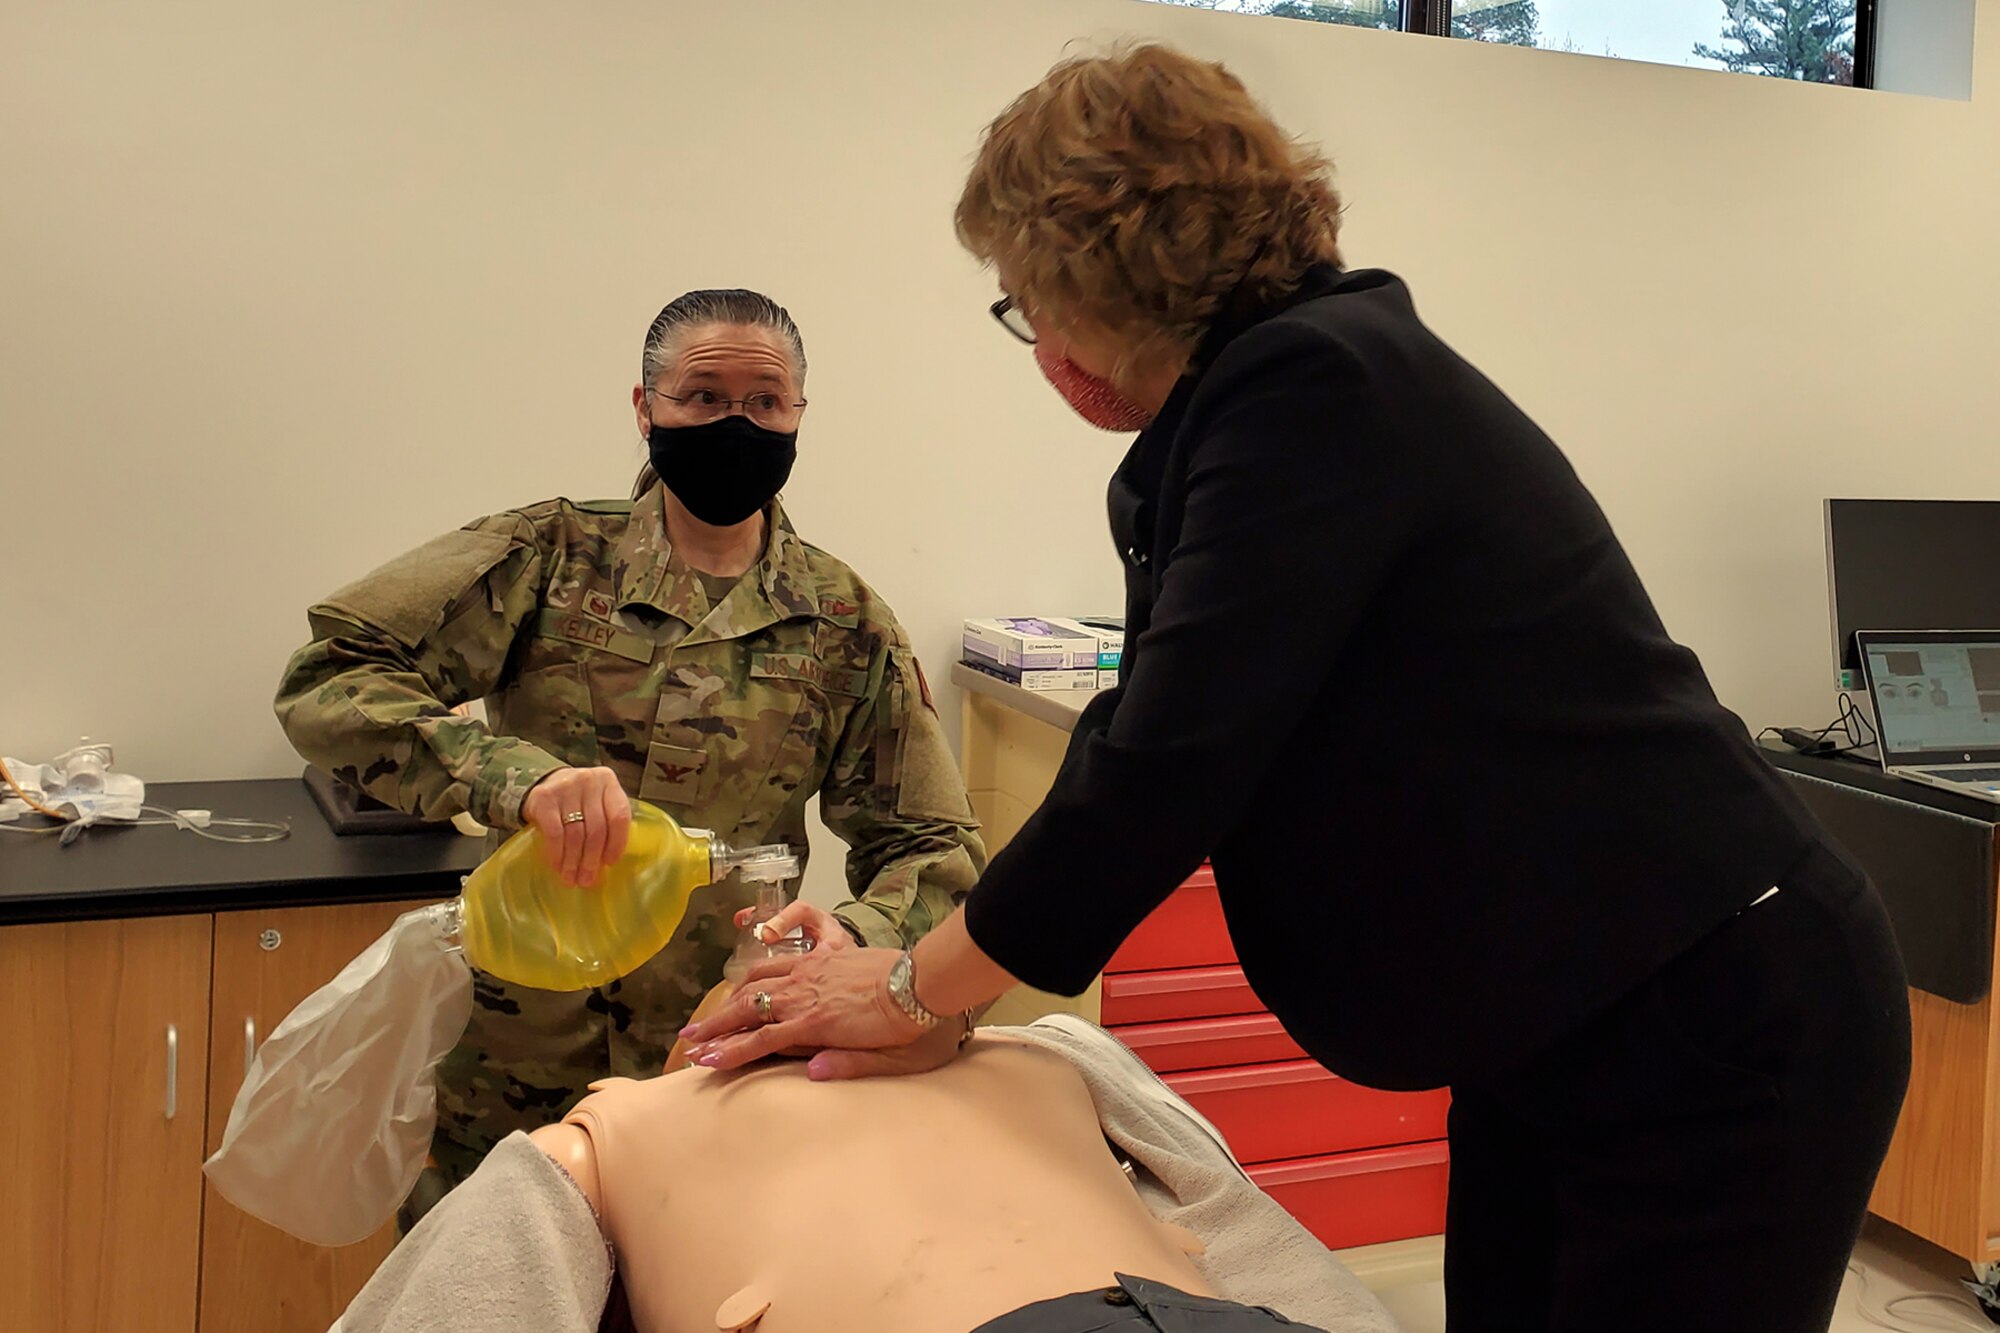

{"left": 1046, "top": 617, "right": 1122, "bottom": 689}
{"left": 1048, "top": 617, "right": 1122, "bottom": 669}
{"left": 962, "top": 618, "right": 1100, "bottom": 672}
{"left": 960, "top": 658, "right": 1101, "bottom": 692}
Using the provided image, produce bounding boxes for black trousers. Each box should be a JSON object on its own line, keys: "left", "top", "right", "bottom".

{"left": 972, "top": 1274, "right": 1323, "bottom": 1331}
{"left": 1443, "top": 840, "right": 1911, "bottom": 1333}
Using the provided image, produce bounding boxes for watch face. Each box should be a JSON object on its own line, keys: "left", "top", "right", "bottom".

{"left": 889, "top": 952, "right": 934, "bottom": 1025}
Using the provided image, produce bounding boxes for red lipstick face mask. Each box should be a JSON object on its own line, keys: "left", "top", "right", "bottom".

{"left": 1033, "top": 342, "right": 1155, "bottom": 432}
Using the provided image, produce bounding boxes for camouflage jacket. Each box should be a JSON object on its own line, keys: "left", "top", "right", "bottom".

{"left": 275, "top": 493, "right": 982, "bottom": 949}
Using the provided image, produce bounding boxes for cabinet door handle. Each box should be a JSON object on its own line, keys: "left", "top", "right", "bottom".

{"left": 244, "top": 1016, "right": 258, "bottom": 1077}
{"left": 165, "top": 1023, "right": 179, "bottom": 1121}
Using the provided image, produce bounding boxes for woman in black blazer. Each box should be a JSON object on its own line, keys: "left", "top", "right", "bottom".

{"left": 684, "top": 43, "right": 1909, "bottom": 1333}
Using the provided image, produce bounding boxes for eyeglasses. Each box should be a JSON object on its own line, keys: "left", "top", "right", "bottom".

{"left": 990, "top": 295, "right": 1036, "bottom": 346}
{"left": 646, "top": 387, "right": 807, "bottom": 430}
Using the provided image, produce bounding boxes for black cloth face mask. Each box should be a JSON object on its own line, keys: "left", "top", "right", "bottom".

{"left": 646, "top": 415, "right": 798, "bottom": 527}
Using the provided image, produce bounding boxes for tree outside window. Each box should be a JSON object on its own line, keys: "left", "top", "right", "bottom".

{"left": 1692, "top": 0, "right": 1858, "bottom": 85}
{"left": 1130, "top": 0, "right": 1865, "bottom": 81}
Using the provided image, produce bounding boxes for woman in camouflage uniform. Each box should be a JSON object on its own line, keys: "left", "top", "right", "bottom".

{"left": 275, "top": 290, "right": 983, "bottom": 1220}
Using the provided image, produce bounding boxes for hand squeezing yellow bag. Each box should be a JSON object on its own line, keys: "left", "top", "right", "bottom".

{"left": 203, "top": 802, "right": 796, "bottom": 1246}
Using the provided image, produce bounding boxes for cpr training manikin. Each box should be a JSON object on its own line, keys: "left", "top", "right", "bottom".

{"left": 334, "top": 1014, "right": 1402, "bottom": 1333}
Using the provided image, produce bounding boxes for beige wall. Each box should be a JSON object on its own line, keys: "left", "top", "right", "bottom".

{"left": 4, "top": 0, "right": 1996, "bottom": 896}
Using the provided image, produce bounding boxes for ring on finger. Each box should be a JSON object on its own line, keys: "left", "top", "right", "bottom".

{"left": 563, "top": 810, "right": 587, "bottom": 824}
{"left": 754, "top": 990, "right": 775, "bottom": 1024}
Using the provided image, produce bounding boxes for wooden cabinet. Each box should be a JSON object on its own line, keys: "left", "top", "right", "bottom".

{"left": 958, "top": 677, "right": 1103, "bottom": 1027}
{"left": 2, "top": 914, "right": 215, "bottom": 1333}
{"left": 1869, "top": 936, "right": 2000, "bottom": 1263}
{"left": 199, "top": 899, "right": 436, "bottom": 1333}
{"left": 1771, "top": 754, "right": 2000, "bottom": 1264}
{"left": 0, "top": 898, "right": 440, "bottom": 1333}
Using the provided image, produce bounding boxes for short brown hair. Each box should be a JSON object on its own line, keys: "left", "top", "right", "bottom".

{"left": 955, "top": 44, "right": 1342, "bottom": 368}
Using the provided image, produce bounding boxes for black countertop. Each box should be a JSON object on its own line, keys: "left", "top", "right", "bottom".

{"left": 0, "top": 778, "right": 482, "bottom": 926}
{"left": 1759, "top": 740, "right": 1997, "bottom": 1003}
{"left": 1759, "top": 740, "right": 2000, "bottom": 825}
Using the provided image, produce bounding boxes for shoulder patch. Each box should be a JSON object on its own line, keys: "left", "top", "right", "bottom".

{"left": 319, "top": 526, "right": 523, "bottom": 649}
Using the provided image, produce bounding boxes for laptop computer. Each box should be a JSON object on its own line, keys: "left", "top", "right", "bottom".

{"left": 1854, "top": 630, "right": 2000, "bottom": 803}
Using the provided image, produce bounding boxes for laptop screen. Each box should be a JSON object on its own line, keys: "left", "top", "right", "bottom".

{"left": 1858, "top": 634, "right": 2000, "bottom": 764}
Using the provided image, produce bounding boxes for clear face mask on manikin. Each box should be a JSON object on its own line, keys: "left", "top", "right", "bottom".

{"left": 202, "top": 801, "right": 798, "bottom": 1248}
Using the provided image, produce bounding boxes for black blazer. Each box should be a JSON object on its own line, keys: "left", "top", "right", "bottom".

{"left": 963, "top": 265, "right": 1827, "bottom": 1090}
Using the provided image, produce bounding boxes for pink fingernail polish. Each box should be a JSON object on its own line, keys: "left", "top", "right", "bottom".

{"left": 697, "top": 1052, "right": 723, "bottom": 1067}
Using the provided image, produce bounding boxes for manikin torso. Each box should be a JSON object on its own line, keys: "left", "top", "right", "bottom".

{"left": 533, "top": 1036, "right": 1214, "bottom": 1333}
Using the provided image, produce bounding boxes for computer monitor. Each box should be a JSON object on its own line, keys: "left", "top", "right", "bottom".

{"left": 1824, "top": 499, "right": 2000, "bottom": 675}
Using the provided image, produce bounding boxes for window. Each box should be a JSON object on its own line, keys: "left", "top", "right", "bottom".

{"left": 1459, "top": 0, "right": 1865, "bottom": 84}
{"left": 1152, "top": 0, "right": 1401, "bottom": 31}
{"left": 1134, "top": 0, "right": 1881, "bottom": 88}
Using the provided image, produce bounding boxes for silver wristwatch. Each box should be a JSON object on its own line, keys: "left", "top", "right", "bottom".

{"left": 887, "top": 949, "right": 942, "bottom": 1030}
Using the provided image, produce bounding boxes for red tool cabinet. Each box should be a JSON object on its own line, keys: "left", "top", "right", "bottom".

{"left": 1105, "top": 867, "right": 1450, "bottom": 1250}
{"left": 1111, "top": 1013, "right": 1305, "bottom": 1073}
{"left": 1249, "top": 1143, "right": 1452, "bottom": 1253}
{"left": 1101, "top": 965, "right": 1265, "bottom": 1025}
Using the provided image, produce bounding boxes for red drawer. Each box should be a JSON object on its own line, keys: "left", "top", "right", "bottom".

{"left": 1107, "top": 867, "right": 1235, "bottom": 972}
{"left": 1111, "top": 1013, "right": 1305, "bottom": 1074}
{"left": 1161, "top": 1061, "right": 1450, "bottom": 1164}
{"left": 1250, "top": 1142, "right": 1450, "bottom": 1251}
{"left": 1100, "top": 965, "right": 1264, "bottom": 1026}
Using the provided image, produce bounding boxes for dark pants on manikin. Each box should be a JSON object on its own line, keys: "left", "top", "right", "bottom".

{"left": 1443, "top": 839, "right": 1911, "bottom": 1333}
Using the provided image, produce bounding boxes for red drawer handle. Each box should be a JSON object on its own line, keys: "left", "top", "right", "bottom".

{"left": 1113, "top": 1013, "right": 1290, "bottom": 1043}
{"left": 1104, "top": 965, "right": 1250, "bottom": 997}
{"left": 1163, "top": 1059, "right": 1338, "bottom": 1096}
{"left": 1247, "top": 1140, "right": 1451, "bottom": 1185}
